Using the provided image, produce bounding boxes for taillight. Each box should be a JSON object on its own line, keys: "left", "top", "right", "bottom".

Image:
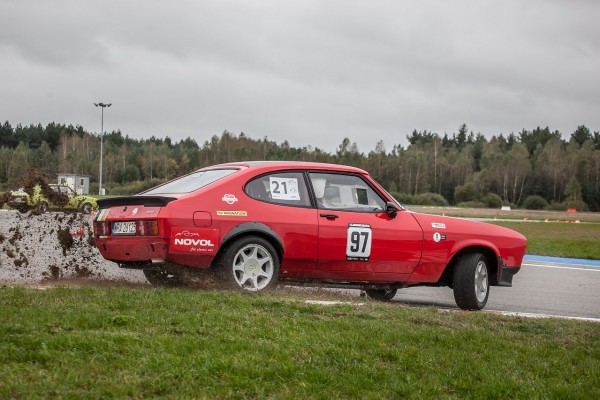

{"left": 137, "top": 220, "right": 159, "bottom": 236}
{"left": 94, "top": 221, "right": 111, "bottom": 237}
{"left": 94, "top": 220, "right": 159, "bottom": 237}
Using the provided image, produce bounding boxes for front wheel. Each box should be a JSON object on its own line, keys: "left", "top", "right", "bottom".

{"left": 453, "top": 253, "right": 490, "bottom": 310}
{"left": 364, "top": 288, "right": 397, "bottom": 301}
{"left": 216, "top": 236, "right": 279, "bottom": 291}
{"left": 82, "top": 202, "right": 92, "bottom": 214}
{"left": 36, "top": 201, "right": 48, "bottom": 213}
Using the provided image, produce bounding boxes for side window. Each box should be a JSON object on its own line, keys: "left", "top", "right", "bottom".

{"left": 309, "top": 172, "right": 386, "bottom": 212}
{"left": 245, "top": 172, "right": 310, "bottom": 207}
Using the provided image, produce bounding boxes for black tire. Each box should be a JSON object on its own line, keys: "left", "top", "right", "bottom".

{"left": 36, "top": 201, "right": 48, "bottom": 214}
{"left": 143, "top": 269, "right": 184, "bottom": 288}
{"left": 82, "top": 202, "right": 92, "bottom": 214}
{"left": 453, "top": 253, "right": 490, "bottom": 310}
{"left": 16, "top": 205, "right": 29, "bottom": 213}
{"left": 365, "top": 288, "right": 397, "bottom": 301}
{"left": 216, "top": 236, "right": 279, "bottom": 291}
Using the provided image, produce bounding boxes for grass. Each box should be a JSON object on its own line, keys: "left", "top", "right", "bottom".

{"left": 408, "top": 206, "right": 600, "bottom": 260}
{"left": 491, "top": 221, "right": 600, "bottom": 260}
{"left": 1, "top": 287, "right": 598, "bottom": 399}
{"left": 409, "top": 206, "right": 600, "bottom": 223}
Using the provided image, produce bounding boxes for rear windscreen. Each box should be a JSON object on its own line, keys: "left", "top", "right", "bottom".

{"left": 141, "top": 169, "right": 238, "bottom": 195}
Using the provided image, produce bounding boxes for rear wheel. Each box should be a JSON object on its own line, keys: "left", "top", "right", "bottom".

{"left": 453, "top": 253, "right": 490, "bottom": 310}
{"left": 217, "top": 236, "right": 279, "bottom": 291}
{"left": 364, "top": 288, "right": 397, "bottom": 301}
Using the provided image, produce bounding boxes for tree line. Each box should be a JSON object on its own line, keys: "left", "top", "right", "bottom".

{"left": 1, "top": 121, "right": 599, "bottom": 211}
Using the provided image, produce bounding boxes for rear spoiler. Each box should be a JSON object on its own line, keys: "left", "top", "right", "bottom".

{"left": 97, "top": 196, "right": 177, "bottom": 209}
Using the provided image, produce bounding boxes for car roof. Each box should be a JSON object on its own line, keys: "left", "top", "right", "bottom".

{"left": 202, "top": 161, "right": 369, "bottom": 175}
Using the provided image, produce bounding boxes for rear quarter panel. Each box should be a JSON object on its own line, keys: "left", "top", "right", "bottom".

{"left": 158, "top": 170, "right": 319, "bottom": 270}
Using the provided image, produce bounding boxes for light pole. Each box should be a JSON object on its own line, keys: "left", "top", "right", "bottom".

{"left": 94, "top": 102, "right": 112, "bottom": 196}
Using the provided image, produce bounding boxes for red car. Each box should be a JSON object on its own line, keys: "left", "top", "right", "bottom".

{"left": 94, "top": 161, "right": 526, "bottom": 310}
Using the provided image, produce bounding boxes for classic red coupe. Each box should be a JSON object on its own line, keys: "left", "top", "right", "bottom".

{"left": 94, "top": 161, "right": 526, "bottom": 310}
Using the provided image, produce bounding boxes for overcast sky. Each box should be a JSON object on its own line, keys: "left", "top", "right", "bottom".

{"left": 1, "top": 0, "right": 598, "bottom": 153}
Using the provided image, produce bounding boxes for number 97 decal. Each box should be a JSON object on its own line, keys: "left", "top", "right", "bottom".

{"left": 346, "top": 223, "right": 372, "bottom": 261}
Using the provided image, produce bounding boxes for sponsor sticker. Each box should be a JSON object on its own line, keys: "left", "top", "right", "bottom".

{"left": 432, "top": 222, "right": 446, "bottom": 229}
{"left": 433, "top": 232, "right": 447, "bottom": 242}
{"left": 216, "top": 210, "right": 248, "bottom": 217}
{"left": 170, "top": 227, "right": 219, "bottom": 254}
{"left": 222, "top": 194, "right": 238, "bottom": 205}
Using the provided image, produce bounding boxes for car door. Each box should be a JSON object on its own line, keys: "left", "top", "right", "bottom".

{"left": 309, "top": 172, "right": 422, "bottom": 275}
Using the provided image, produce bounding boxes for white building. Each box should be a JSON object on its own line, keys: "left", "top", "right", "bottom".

{"left": 57, "top": 174, "right": 90, "bottom": 195}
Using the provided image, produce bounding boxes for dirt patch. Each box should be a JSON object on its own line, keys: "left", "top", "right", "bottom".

{"left": 57, "top": 227, "right": 74, "bottom": 256}
{"left": 22, "top": 168, "right": 69, "bottom": 208}
{"left": 0, "top": 209, "right": 145, "bottom": 285}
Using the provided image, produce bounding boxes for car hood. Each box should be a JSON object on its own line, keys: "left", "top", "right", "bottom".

{"left": 412, "top": 212, "right": 525, "bottom": 237}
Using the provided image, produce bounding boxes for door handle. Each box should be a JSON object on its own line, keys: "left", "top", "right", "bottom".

{"left": 320, "top": 213, "right": 339, "bottom": 219}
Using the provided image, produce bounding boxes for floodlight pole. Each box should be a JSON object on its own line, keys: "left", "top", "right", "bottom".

{"left": 94, "top": 102, "right": 112, "bottom": 196}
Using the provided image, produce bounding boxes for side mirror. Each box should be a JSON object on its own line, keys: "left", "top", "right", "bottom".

{"left": 385, "top": 202, "right": 398, "bottom": 218}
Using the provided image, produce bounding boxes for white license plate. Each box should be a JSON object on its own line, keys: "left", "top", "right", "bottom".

{"left": 112, "top": 221, "right": 137, "bottom": 235}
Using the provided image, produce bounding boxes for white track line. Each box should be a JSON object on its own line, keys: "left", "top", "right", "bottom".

{"left": 485, "top": 310, "right": 600, "bottom": 323}
{"left": 440, "top": 309, "right": 600, "bottom": 323}
{"left": 522, "top": 263, "right": 600, "bottom": 272}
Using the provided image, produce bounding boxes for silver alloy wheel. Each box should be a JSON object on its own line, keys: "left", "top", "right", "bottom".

{"left": 232, "top": 243, "right": 274, "bottom": 291}
{"left": 474, "top": 260, "right": 489, "bottom": 303}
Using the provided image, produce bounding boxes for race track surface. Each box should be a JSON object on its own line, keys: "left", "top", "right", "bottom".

{"left": 392, "top": 256, "right": 600, "bottom": 321}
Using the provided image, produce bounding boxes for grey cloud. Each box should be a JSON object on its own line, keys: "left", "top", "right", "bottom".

{"left": 1, "top": 0, "right": 599, "bottom": 153}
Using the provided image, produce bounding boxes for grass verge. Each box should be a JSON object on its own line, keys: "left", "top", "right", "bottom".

{"left": 1, "top": 287, "right": 598, "bottom": 399}
{"left": 408, "top": 206, "right": 600, "bottom": 259}
{"left": 490, "top": 221, "right": 600, "bottom": 260}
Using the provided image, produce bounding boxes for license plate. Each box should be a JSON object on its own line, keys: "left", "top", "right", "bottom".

{"left": 112, "top": 221, "right": 137, "bottom": 235}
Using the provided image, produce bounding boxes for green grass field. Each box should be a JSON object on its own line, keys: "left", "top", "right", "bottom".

{"left": 408, "top": 206, "right": 600, "bottom": 260}
{"left": 491, "top": 221, "right": 600, "bottom": 260}
{"left": 1, "top": 287, "right": 598, "bottom": 399}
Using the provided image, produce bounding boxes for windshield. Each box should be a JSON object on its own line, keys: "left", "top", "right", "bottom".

{"left": 141, "top": 168, "right": 238, "bottom": 195}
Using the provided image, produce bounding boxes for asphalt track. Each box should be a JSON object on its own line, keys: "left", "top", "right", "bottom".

{"left": 391, "top": 255, "right": 600, "bottom": 321}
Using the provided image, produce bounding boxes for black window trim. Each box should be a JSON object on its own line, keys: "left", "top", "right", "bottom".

{"left": 306, "top": 170, "right": 388, "bottom": 214}
{"left": 243, "top": 170, "right": 314, "bottom": 209}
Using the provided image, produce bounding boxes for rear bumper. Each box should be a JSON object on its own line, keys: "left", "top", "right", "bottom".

{"left": 95, "top": 237, "right": 168, "bottom": 263}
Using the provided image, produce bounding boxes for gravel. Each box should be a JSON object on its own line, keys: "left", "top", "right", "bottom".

{"left": 0, "top": 210, "right": 146, "bottom": 285}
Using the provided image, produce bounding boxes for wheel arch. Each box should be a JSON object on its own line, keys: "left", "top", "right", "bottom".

{"left": 216, "top": 222, "right": 284, "bottom": 264}
{"left": 441, "top": 245, "right": 499, "bottom": 287}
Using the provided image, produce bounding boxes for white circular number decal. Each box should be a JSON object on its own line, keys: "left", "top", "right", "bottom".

{"left": 346, "top": 224, "right": 372, "bottom": 261}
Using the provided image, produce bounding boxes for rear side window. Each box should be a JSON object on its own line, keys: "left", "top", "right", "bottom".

{"left": 141, "top": 169, "right": 238, "bottom": 195}
{"left": 245, "top": 172, "right": 310, "bottom": 207}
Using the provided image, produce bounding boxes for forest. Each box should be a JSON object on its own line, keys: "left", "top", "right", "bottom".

{"left": 1, "top": 121, "right": 599, "bottom": 211}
